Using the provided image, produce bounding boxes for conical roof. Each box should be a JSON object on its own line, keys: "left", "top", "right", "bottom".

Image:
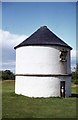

{"left": 14, "top": 26, "right": 72, "bottom": 50}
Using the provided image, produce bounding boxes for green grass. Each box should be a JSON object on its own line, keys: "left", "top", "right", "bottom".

{"left": 2, "top": 80, "right": 77, "bottom": 118}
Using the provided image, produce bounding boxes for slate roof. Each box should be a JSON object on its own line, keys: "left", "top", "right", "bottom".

{"left": 14, "top": 26, "right": 72, "bottom": 50}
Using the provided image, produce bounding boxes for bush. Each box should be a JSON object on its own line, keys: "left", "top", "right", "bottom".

{"left": 1, "top": 70, "right": 15, "bottom": 80}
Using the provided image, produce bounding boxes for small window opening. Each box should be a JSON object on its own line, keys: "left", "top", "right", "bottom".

{"left": 60, "top": 50, "right": 67, "bottom": 62}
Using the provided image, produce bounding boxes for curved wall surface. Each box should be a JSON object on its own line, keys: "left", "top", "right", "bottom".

{"left": 15, "top": 76, "right": 71, "bottom": 97}
{"left": 15, "top": 46, "right": 71, "bottom": 97}
{"left": 16, "top": 46, "right": 71, "bottom": 75}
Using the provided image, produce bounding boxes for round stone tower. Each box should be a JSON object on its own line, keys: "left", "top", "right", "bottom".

{"left": 14, "top": 26, "right": 72, "bottom": 97}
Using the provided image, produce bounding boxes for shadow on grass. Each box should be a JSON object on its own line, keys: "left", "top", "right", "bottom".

{"left": 71, "top": 93, "right": 78, "bottom": 98}
{"left": 10, "top": 92, "right": 78, "bottom": 98}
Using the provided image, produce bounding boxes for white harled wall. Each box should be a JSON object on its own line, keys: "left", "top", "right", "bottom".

{"left": 15, "top": 46, "right": 71, "bottom": 97}
{"left": 16, "top": 46, "right": 71, "bottom": 74}
{"left": 15, "top": 76, "right": 71, "bottom": 97}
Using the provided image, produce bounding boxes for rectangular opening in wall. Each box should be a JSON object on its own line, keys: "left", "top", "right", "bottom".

{"left": 60, "top": 81, "right": 65, "bottom": 97}
{"left": 60, "top": 50, "right": 67, "bottom": 62}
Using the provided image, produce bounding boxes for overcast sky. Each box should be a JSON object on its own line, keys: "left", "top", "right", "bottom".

{"left": 1, "top": 2, "right": 76, "bottom": 72}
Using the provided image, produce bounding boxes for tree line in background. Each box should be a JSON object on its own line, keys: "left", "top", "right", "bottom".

{"left": 0, "top": 70, "right": 15, "bottom": 80}
{"left": 0, "top": 64, "right": 78, "bottom": 84}
{"left": 72, "top": 63, "right": 78, "bottom": 84}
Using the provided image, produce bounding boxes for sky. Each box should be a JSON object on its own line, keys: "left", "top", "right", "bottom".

{"left": 1, "top": 2, "right": 76, "bottom": 72}
{"left": 2, "top": 0, "right": 77, "bottom": 2}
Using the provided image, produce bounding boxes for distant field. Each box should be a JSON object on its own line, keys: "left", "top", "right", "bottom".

{"left": 2, "top": 80, "right": 78, "bottom": 118}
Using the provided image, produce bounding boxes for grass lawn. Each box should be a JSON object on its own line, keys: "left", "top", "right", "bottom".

{"left": 2, "top": 80, "right": 77, "bottom": 118}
